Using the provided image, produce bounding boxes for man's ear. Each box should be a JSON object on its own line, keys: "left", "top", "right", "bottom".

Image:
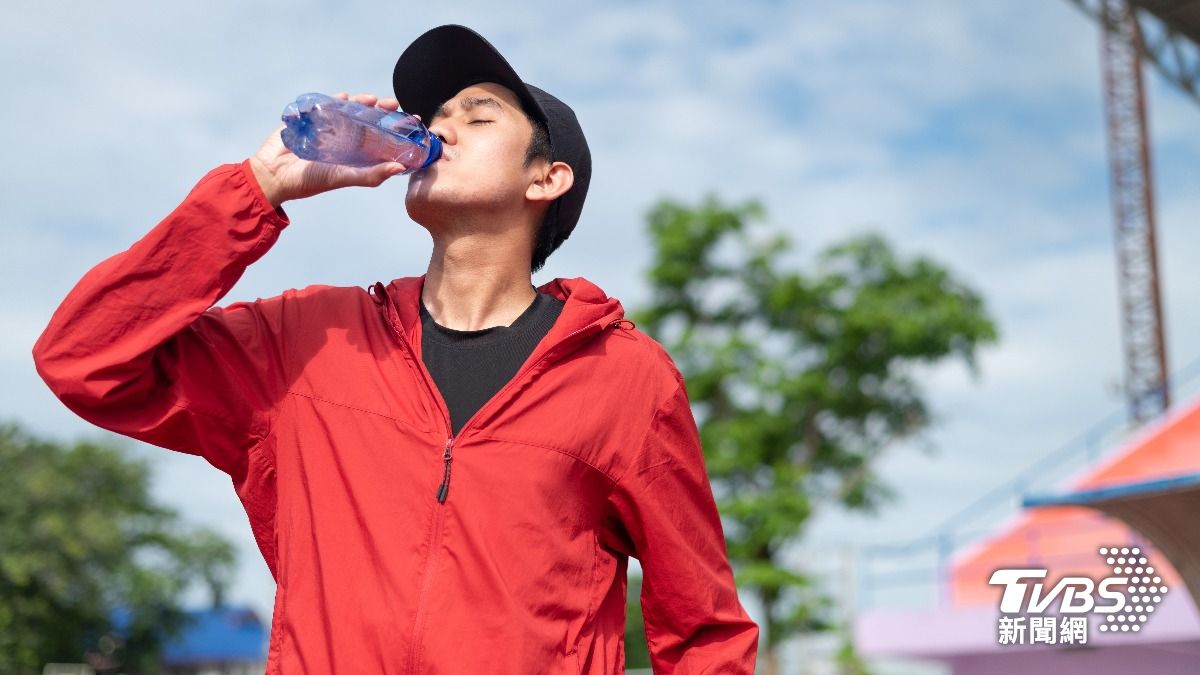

{"left": 526, "top": 161, "right": 574, "bottom": 205}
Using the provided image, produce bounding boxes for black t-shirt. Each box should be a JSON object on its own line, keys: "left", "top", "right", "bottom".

{"left": 419, "top": 287, "right": 565, "bottom": 436}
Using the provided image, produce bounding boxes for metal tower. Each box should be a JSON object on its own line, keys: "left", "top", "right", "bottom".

{"left": 1070, "top": 0, "right": 1178, "bottom": 423}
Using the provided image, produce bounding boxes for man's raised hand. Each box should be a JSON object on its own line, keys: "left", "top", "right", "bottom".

{"left": 248, "top": 92, "right": 418, "bottom": 208}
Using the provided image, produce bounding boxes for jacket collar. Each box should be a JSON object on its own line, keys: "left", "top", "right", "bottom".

{"left": 370, "top": 274, "right": 630, "bottom": 365}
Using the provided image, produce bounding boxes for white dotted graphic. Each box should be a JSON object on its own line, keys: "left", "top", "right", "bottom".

{"left": 1097, "top": 545, "right": 1168, "bottom": 633}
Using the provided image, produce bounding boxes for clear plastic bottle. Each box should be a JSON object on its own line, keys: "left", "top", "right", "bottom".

{"left": 280, "top": 92, "right": 442, "bottom": 172}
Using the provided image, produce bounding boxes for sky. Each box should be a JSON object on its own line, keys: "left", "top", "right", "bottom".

{"left": 3, "top": 1, "right": 1199, "bottom": 671}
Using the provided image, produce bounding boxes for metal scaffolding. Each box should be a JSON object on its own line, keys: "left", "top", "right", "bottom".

{"left": 1068, "top": 0, "right": 1182, "bottom": 423}
{"left": 1074, "top": 0, "right": 1200, "bottom": 105}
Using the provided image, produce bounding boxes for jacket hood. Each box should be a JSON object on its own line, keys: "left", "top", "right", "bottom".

{"left": 370, "top": 274, "right": 631, "bottom": 365}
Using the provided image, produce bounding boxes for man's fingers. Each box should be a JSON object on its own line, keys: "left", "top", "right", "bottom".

{"left": 373, "top": 163, "right": 408, "bottom": 181}
{"left": 333, "top": 92, "right": 397, "bottom": 111}
{"left": 342, "top": 162, "right": 408, "bottom": 188}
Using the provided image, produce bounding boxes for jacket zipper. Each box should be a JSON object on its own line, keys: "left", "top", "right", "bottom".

{"left": 374, "top": 281, "right": 635, "bottom": 505}
{"left": 436, "top": 437, "right": 452, "bottom": 503}
{"left": 407, "top": 464, "right": 447, "bottom": 675}
{"left": 384, "top": 320, "right": 451, "bottom": 675}
{"left": 431, "top": 319, "right": 622, "bottom": 500}
{"left": 373, "top": 285, "right": 623, "bottom": 673}
{"left": 384, "top": 306, "right": 615, "bottom": 506}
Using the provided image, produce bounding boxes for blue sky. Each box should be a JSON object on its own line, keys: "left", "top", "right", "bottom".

{"left": 4, "top": 0, "right": 1199, "bottom": 669}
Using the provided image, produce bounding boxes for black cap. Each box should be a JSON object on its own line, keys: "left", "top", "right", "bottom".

{"left": 393, "top": 25, "right": 591, "bottom": 250}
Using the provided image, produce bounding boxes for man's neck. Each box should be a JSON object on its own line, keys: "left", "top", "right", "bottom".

{"left": 422, "top": 241, "right": 537, "bottom": 331}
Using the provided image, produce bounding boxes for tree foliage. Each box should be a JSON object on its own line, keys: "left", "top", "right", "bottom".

{"left": 627, "top": 195, "right": 999, "bottom": 671}
{"left": 0, "top": 421, "right": 237, "bottom": 674}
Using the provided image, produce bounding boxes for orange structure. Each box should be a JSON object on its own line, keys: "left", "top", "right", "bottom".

{"left": 950, "top": 396, "right": 1200, "bottom": 607}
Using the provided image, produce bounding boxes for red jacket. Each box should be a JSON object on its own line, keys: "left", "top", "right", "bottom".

{"left": 32, "top": 160, "right": 760, "bottom": 674}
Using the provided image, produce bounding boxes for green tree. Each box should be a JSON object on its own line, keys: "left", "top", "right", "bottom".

{"left": 0, "top": 421, "right": 237, "bottom": 674}
{"left": 627, "top": 195, "right": 999, "bottom": 674}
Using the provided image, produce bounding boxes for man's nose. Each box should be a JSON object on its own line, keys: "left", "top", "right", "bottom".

{"left": 427, "top": 120, "right": 453, "bottom": 145}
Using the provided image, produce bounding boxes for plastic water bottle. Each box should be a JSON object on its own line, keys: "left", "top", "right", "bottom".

{"left": 280, "top": 92, "right": 442, "bottom": 172}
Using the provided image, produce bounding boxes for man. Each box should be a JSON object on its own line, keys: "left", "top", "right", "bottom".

{"left": 32, "top": 24, "right": 759, "bottom": 674}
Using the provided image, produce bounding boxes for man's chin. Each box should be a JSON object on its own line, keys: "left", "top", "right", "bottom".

{"left": 405, "top": 190, "right": 445, "bottom": 226}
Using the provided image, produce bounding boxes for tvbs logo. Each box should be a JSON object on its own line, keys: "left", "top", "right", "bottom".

{"left": 988, "top": 546, "right": 1169, "bottom": 640}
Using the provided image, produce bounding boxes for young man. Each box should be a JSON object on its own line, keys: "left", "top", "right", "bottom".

{"left": 32, "top": 24, "right": 759, "bottom": 674}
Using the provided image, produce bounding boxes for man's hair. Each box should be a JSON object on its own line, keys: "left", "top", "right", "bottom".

{"left": 519, "top": 110, "right": 559, "bottom": 274}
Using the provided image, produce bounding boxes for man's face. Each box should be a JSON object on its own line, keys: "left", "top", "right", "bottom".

{"left": 405, "top": 81, "right": 542, "bottom": 226}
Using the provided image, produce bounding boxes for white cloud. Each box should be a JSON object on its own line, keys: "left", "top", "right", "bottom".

{"left": 4, "top": 1, "right": 1200, "bottom": 666}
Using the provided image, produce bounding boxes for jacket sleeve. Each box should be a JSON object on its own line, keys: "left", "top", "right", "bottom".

{"left": 607, "top": 374, "right": 760, "bottom": 674}
{"left": 31, "top": 160, "right": 292, "bottom": 481}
